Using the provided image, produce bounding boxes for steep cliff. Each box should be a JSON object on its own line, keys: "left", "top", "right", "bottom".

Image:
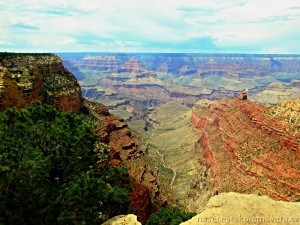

{"left": 191, "top": 94, "right": 300, "bottom": 201}
{"left": 0, "top": 53, "right": 83, "bottom": 113}
{"left": 84, "top": 100, "right": 171, "bottom": 224}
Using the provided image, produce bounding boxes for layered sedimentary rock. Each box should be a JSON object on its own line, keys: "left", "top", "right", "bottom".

{"left": 59, "top": 53, "right": 300, "bottom": 115}
{"left": 118, "top": 57, "right": 147, "bottom": 74}
{"left": 250, "top": 80, "right": 300, "bottom": 105}
{"left": 181, "top": 192, "right": 300, "bottom": 225}
{"left": 0, "top": 53, "right": 82, "bottom": 113}
{"left": 191, "top": 94, "right": 300, "bottom": 201}
{"left": 84, "top": 100, "right": 170, "bottom": 224}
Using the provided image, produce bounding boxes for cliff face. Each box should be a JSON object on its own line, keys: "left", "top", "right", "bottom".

{"left": 0, "top": 53, "right": 82, "bottom": 113}
{"left": 191, "top": 94, "right": 300, "bottom": 201}
{"left": 84, "top": 100, "right": 169, "bottom": 224}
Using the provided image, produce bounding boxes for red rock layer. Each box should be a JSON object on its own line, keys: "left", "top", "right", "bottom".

{"left": 0, "top": 54, "right": 82, "bottom": 113}
{"left": 85, "top": 101, "right": 169, "bottom": 222}
{"left": 119, "top": 58, "right": 148, "bottom": 74}
{"left": 191, "top": 95, "right": 300, "bottom": 201}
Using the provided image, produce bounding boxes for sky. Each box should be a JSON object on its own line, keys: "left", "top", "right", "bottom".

{"left": 0, "top": 0, "right": 300, "bottom": 53}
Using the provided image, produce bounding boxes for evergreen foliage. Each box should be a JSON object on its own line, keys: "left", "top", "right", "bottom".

{"left": 146, "top": 207, "right": 196, "bottom": 225}
{"left": 0, "top": 102, "right": 130, "bottom": 225}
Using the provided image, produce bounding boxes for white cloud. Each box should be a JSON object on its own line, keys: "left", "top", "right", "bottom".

{"left": 0, "top": 40, "right": 13, "bottom": 46}
{"left": 58, "top": 37, "right": 76, "bottom": 45}
{"left": 1, "top": 0, "right": 300, "bottom": 53}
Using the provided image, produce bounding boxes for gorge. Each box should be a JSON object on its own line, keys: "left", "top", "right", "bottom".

{"left": 1, "top": 52, "right": 300, "bottom": 224}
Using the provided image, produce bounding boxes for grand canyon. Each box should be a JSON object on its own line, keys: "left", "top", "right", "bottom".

{"left": 59, "top": 53, "right": 300, "bottom": 213}
{"left": 1, "top": 52, "right": 300, "bottom": 224}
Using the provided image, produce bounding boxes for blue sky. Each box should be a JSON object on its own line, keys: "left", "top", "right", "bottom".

{"left": 0, "top": 0, "right": 300, "bottom": 53}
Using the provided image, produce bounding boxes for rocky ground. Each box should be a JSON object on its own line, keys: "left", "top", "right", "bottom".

{"left": 181, "top": 192, "right": 300, "bottom": 225}
{"left": 104, "top": 192, "right": 300, "bottom": 225}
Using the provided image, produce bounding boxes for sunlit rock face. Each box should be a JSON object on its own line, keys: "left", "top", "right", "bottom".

{"left": 102, "top": 214, "right": 141, "bottom": 225}
{"left": 0, "top": 53, "right": 83, "bottom": 113}
{"left": 191, "top": 94, "right": 300, "bottom": 201}
{"left": 181, "top": 192, "right": 300, "bottom": 225}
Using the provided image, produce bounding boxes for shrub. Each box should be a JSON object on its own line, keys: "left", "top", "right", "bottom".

{"left": 146, "top": 207, "right": 196, "bottom": 225}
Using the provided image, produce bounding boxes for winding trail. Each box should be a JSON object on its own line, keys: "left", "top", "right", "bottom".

{"left": 147, "top": 130, "right": 177, "bottom": 189}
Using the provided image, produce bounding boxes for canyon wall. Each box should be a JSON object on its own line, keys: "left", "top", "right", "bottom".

{"left": 191, "top": 94, "right": 300, "bottom": 201}
{"left": 0, "top": 53, "right": 166, "bottom": 223}
{"left": 59, "top": 53, "right": 300, "bottom": 114}
{"left": 0, "top": 53, "right": 83, "bottom": 113}
{"left": 84, "top": 100, "right": 171, "bottom": 223}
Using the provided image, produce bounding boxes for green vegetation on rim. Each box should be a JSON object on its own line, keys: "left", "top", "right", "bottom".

{"left": 0, "top": 102, "right": 130, "bottom": 225}
{"left": 146, "top": 207, "right": 196, "bottom": 225}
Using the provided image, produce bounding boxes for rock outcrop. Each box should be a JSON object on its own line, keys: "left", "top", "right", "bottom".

{"left": 0, "top": 53, "right": 83, "bottom": 113}
{"left": 181, "top": 192, "right": 300, "bottom": 225}
{"left": 119, "top": 57, "right": 148, "bottom": 74}
{"left": 191, "top": 94, "right": 300, "bottom": 201}
{"left": 101, "top": 214, "right": 141, "bottom": 225}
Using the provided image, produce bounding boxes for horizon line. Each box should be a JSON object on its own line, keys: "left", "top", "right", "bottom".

{"left": 1, "top": 51, "right": 300, "bottom": 56}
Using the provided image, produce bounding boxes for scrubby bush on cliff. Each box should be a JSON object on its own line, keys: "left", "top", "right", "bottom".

{"left": 0, "top": 102, "right": 130, "bottom": 225}
{"left": 146, "top": 207, "right": 196, "bottom": 225}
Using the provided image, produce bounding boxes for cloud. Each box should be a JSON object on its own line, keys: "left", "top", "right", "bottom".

{"left": 0, "top": 0, "right": 300, "bottom": 53}
{"left": 0, "top": 40, "right": 13, "bottom": 46}
{"left": 58, "top": 37, "right": 76, "bottom": 45}
{"left": 11, "top": 23, "right": 39, "bottom": 30}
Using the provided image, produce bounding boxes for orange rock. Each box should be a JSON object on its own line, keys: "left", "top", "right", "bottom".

{"left": 236, "top": 92, "right": 247, "bottom": 100}
{"left": 191, "top": 97, "right": 300, "bottom": 201}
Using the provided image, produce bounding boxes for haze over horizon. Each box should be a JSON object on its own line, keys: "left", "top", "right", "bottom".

{"left": 1, "top": 0, "right": 300, "bottom": 54}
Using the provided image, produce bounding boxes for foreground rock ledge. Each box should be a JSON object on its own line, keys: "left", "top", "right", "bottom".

{"left": 101, "top": 214, "right": 141, "bottom": 225}
{"left": 181, "top": 192, "right": 300, "bottom": 225}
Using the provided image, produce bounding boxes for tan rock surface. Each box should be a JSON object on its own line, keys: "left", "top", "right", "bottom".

{"left": 250, "top": 80, "right": 300, "bottom": 106}
{"left": 181, "top": 192, "right": 300, "bottom": 225}
{"left": 102, "top": 214, "right": 141, "bottom": 225}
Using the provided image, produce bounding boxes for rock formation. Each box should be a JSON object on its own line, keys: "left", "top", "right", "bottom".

{"left": 0, "top": 53, "right": 166, "bottom": 223}
{"left": 119, "top": 57, "right": 148, "bottom": 74}
{"left": 84, "top": 100, "right": 170, "bottom": 223}
{"left": 0, "top": 53, "right": 82, "bottom": 113}
{"left": 181, "top": 192, "right": 300, "bottom": 225}
{"left": 250, "top": 80, "right": 300, "bottom": 106}
{"left": 191, "top": 93, "right": 300, "bottom": 201}
{"left": 103, "top": 192, "right": 300, "bottom": 225}
{"left": 101, "top": 214, "right": 141, "bottom": 225}
{"left": 59, "top": 53, "right": 300, "bottom": 116}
